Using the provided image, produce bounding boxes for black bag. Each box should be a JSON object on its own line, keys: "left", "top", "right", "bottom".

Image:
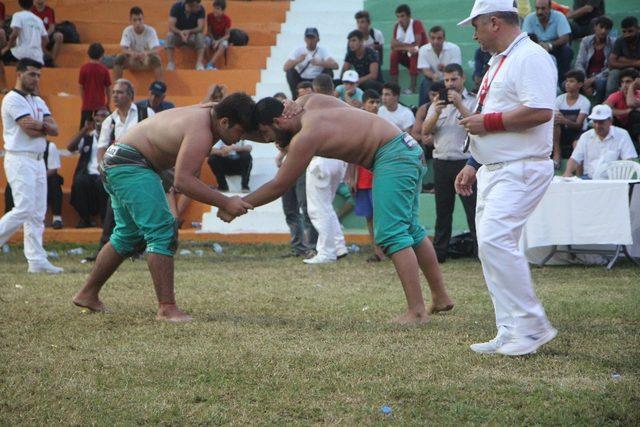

{"left": 55, "top": 21, "right": 80, "bottom": 43}
{"left": 447, "top": 232, "right": 477, "bottom": 259}
{"left": 228, "top": 29, "right": 249, "bottom": 46}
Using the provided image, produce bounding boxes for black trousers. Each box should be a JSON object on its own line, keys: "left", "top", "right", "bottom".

{"left": 432, "top": 159, "right": 477, "bottom": 260}
{"left": 70, "top": 172, "right": 108, "bottom": 221}
{"left": 4, "top": 174, "right": 63, "bottom": 216}
{"left": 207, "top": 152, "right": 252, "bottom": 190}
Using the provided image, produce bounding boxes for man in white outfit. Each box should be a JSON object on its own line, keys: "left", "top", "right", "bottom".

{"left": 0, "top": 58, "right": 62, "bottom": 273}
{"left": 455, "top": 0, "right": 558, "bottom": 356}
{"left": 304, "top": 157, "right": 348, "bottom": 264}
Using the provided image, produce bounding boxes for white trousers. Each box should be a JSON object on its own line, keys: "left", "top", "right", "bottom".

{"left": 0, "top": 153, "right": 48, "bottom": 264}
{"left": 476, "top": 159, "right": 554, "bottom": 337}
{"left": 306, "top": 157, "right": 348, "bottom": 260}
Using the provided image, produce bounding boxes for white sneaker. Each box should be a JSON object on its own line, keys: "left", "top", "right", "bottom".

{"left": 28, "top": 261, "right": 64, "bottom": 274}
{"left": 167, "top": 62, "right": 175, "bottom": 71}
{"left": 497, "top": 327, "right": 558, "bottom": 356}
{"left": 303, "top": 254, "right": 336, "bottom": 265}
{"left": 470, "top": 333, "right": 512, "bottom": 354}
{"left": 195, "top": 63, "right": 205, "bottom": 71}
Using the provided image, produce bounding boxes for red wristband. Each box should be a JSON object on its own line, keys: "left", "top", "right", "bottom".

{"left": 483, "top": 112, "right": 506, "bottom": 132}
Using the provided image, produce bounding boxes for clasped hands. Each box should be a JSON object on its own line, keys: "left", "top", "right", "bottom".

{"left": 217, "top": 196, "right": 252, "bottom": 223}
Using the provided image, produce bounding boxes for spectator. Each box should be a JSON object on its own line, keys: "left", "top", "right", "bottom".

{"left": 472, "top": 48, "right": 492, "bottom": 94}
{"left": 203, "top": 82, "right": 227, "bottom": 103}
{"left": 604, "top": 67, "right": 640, "bottom": 148}
{"left": 296, "top": 81, "right": 313, "bottom": 98}
{"left": 165, "top": 0, "right": 207, "bottom": 71}
{"left": 378, "top": 82, "right": 415, "bottom": 132}
{"left": 413, "top": 81, "right": 444, "bottom": 158}
{"left": 574, "top": 15, "right": 615, "bottom": 103}
{"left": 78, "top": 42, "right": 111, "bottom": 128}
{"left": 136, "top": 81, "right": 175, "bottom": 113}
{"left": 347, "top": 89, "right": 385, "bottom": 262}
{"left": 523, "top": 0, "right": 574, "bottom": 85}
{"left": 284, "top": 27, "right": 338, "bottom": 99}
{"left": 335, "top": 70, "right": 363, "bottom": 107}
{"left": 354, "top": 10, "right": 384, "bottom": 66}
{"left": 421, "top": 63, "right": 476, "bottom": 263}
{"left": 567, "top": 0, "right": 605, "bottom": 39}
{"left": 389, "top": 4, "right": 427, "bottom": 94}
{"left": 607, "top": 16, "right": 640, "bottom": 97}
{"left": 1, "top": 0, "right": 48, "bottom": 66}
{"left": 114, "top": 7, "right": 163, "bottom": 82}
{"left": 553, "top": 70, "right": 591, "bottom": 167}
{"left": 31, "top": 0, "right": 62, "bottom": 66}
{"left": 625, "top": 75, "right": 640, "bottom": 148}
{"left": 204, "top": 0, "right": 231, "bottom": 70}
{"left": 207, "top": 140, "right": 252, "bottom": 193}
{"left": 343, "top": 29, "right": 382, "bottom": 93}
{"left": 0, "top": 1, "right": 8, "bottom": 92}
{"left": 417, "top": 25, "right": 462, "bottom": 106}
{"left": 312, "top": 73, "right": 334, "bottom": 95}
{"left": 0, "top": 58, "right": 62, "bottom": 273}
{"left": 67, "top": 107, "right": 110, "bottom": 228}
{"left": 563, "top": 104, "right": 638, "bottom": 178}
{"left": 6, "top": 141, "right": 64, "bottom": 229}
{"left": 273, "top": 92, "right": 287, "bottom": 102}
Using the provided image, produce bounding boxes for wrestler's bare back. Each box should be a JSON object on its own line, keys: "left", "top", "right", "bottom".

{"left": 293, "top": 95, "right": 401, "bottom": 169}
{"left": 119, "top": 104, "right": 215, "bottom": 171}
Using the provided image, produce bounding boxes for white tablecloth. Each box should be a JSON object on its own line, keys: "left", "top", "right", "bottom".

{"left": 522, "top": 177, "right": 640, "bottom": 264}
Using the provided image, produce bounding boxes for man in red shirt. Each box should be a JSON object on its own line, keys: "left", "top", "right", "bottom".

{"left": 205, "top": 0, "right": 231, "bottom": 70}
{"left": 604, "top": 67, "right": 640, "bottom": 148}
{"left": 31, "top": 0, "right": 64, "bottom": 66}
{"left": 78, "top": 43, "right": 112, "bottom": 129}
{"left": 389, "top": 4, "right": 427, "bottom": 95}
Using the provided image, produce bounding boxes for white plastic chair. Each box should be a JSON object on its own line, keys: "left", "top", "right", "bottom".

{"left": 604, "top": 160, "right": 640, "bottom": 180}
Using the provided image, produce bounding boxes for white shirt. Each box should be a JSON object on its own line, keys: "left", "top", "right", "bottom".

{"left": 78, "top": 130, "right": 100, "bottom": 175}
{"left": 469, "top": 33, "right": 557, "bottom": 165}
{"left": 46, "top": 142, "right": 61, "bottom": 170}
{"left": 555, "top": 93, "right": 591, "bottom": 131}
{"left": 289, "top": 45, "right": 333, "bottom": 80}
{"left": 570, "top": 126, "right": 638, "bottom": 178}
{"left": 362, "top": 28, "right": 385, "bottom": 49}
{"left": 10, "top": 11, "right": 47, "bottom": 64}
{"left": 426, "top": 90, "right": 475, "bottom": 160}
{"left": 378, "top": 104, "right": 415, "bottom": 131}
{"left": 97, "top": 103, "right": 155, "bottom": 149}
{"left": 417, "top": 41, "right": 462, "bottom": 75}
{"left": 1, "top": 90, "right": 50, "bottom": 153}
{"left": 213, "top": 139, "right": 247, "bottom": 157}
{"left": 120, "top": 25, "right": 160, "bottom": 52}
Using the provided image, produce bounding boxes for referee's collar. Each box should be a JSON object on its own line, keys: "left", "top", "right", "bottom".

{"left": 11, "top": 88, "right": 32, "bottom": 98}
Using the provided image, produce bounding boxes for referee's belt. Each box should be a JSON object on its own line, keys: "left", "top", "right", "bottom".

{"left": 5, "top": 150, "right": 44, "bottom": 161}
{"left": 484, "top": 156, "right": 549, "bottom": 172}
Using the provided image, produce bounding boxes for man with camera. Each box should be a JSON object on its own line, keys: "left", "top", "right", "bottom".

{"left": 422, "top": 63, "right": 476, "bottom": 263}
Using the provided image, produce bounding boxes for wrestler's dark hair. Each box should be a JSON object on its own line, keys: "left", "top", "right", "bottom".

{"left": 255, "top": 97, "right": 285, "bottom": 125}
{"left": 362, "top": 89, "right": 380, "bottom": 103}
{"left": 214, "top": 92, "right": 257, "bottom": 131}
{"left": 16, "top": 58, "right": 43, "bottom": 71}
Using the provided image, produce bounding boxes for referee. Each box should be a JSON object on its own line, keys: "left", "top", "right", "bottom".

{"left": 0, "top": 58, "right": 62, "bottom": 273}
{"left": 455, "top": 0, "right": 557, "bottom": 356}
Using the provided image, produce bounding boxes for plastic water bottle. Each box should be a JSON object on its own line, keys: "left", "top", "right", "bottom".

{"left": 2, "top": 244, "right": 9, "bottom": 254}
{"left": 194, "top": 249, "right": 204, "bottom": 257}
{"left": 212, "top": 243, "right": 223, "bottom": 254}
{"left": 349, "top": 244, "right": 360, "bottom": 253}
{"left": 46, "top": 250, "right": 59, "bottom": 259}
{"left": 179, "top": 249, "right": 192, "bottom": 256}
{"left": 67, "top": 248, "right": 84, "bottom": 255}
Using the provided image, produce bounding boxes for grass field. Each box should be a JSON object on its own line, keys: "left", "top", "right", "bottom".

{"left": 1, "top": 243, "right": 639, "bottom": 425}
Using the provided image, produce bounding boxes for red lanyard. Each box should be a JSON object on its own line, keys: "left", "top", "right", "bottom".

{"left": 476, "top": 55, "right": 507, "bottom": 112}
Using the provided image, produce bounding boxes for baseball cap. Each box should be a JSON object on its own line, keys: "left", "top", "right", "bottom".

{"left": 342, "top": 70, "right": 359, "bottom": 83}
{"left": 149, "top": 81, "right": 167, "bottom": 95}
{"left": 588, "top": 104, "right": 613, "bottom": 121}
{"left": 458, "top": 0, "right": 518, "bottom": 26}
{"left": 304, "top": 27, "right": 319, "bottom": 38}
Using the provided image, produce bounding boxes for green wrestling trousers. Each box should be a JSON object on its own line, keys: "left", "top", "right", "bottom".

{"left": 371, "top": 133, "right": 427, "bottom": 255}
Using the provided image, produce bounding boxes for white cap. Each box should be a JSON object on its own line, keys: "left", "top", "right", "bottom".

{"left": 458, "top": 0, "right": 518, "bottom": 26}
{"left": 588, "top": 104, "right": 613, "bottom": 121}
{"left": 342, "top": 70, "right": 359, "bottom": 83}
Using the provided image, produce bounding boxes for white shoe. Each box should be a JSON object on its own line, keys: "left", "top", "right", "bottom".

{"left": 167, "top": 62, "right": 175, "bottom": 71}
{"left": 303, "top": 254, "right": 336, "bottom": 264}
{"left": 28, "top": 261, "right": 64, "bottom": 274}
{"left": 195, "top": 63, "right": 205, "bottom": 71}
{"left": 470, "top": 333, "right": 512, "bottom": 354}
{"left": 496, "top": 327, "right": 558, "bottom": 356}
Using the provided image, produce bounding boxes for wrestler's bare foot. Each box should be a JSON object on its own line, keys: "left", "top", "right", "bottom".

{"left": 72, "top": 293, "right": 107, "bottom": 312}
{"left": 389, "top": 310, "right": 429, "bottom": 326}
{"left": 428, "top": 299, "right": 455, "bottom": 314}
{"left": 156, "top": 304, "right": 193, "bottom": 323}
